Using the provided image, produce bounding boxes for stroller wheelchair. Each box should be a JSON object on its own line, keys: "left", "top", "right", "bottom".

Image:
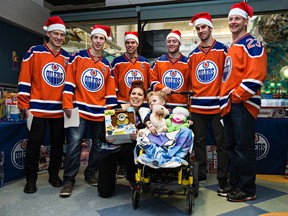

{"left": 132, "top": 127, "right": 199, "bottom": 215}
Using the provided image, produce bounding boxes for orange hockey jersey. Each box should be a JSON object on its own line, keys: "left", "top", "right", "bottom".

{"left": 17, "top": 43, "right": 70, "bottom": 118}
{"left": 62, "top": 49, "right": 117, "bottom": 121}
{"left": 150, "top": 54, "right": 189, "bottom": 108}
{"left": 187, "top": 40, "right": 228, "bottom": 114}
{"left": 111, "top": 54, "right": 150, "bottom": 104}
{"left": 220, "top": 33, "right": 267, "bottom": 119}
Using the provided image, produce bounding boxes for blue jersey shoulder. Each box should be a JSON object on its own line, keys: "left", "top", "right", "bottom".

{"left": 214, "top": 41, "right": 229, "bottom": 53}
{"left": 138, "top": 55, "right": 150, "bottom": 64}
{"left": 60, "top": 48, "right": 71, "bottom": 58}
{"left": 101, "top": 56, "right": 111, "bottom": 68}
{"left": 111, "top": 55, "right": 127, "bottom": 67}
{"left": 68, "top": 50, "right": 85, "bottom": 62}
{"left": 151, "top": 54, "right": 166, "bottom": 68}
{"left": 237, "top": 34, "right": 264, "bottom": 57}
{"left": 188, "top": 46, "right": 201, "bottom": 58}
{"left": 23, "top": 44, "right": 46, "bottom": 60}
{"left": 179, "top": 54, "right": 188, "bottom": 63}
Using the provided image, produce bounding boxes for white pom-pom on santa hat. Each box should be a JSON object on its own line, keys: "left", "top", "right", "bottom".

{"left": 43, "top": 16, "right": 66, "bottom": 33}
{"left": 189, "top": 12, "right": 213, "bottom": 28}
{"left": 166, "top": 30, "right": 182, "bottom": 43}
{"left": 91, "top": 24, "right": 112, "bottom": 40}
{"left": 228, "top": 2, "right": 253, "bottom": 19}
{"left": 124, "top": 31, "right": 139, "bottom": 44}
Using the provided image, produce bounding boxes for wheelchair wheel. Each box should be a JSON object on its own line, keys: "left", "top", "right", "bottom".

{"left": 132, "top": 189, "right": 140, "bottom": 209}
{"left": 187, "top": 189, "right": 194, "bottom": 215}
{"left": 192, "top": 161, "right": 199, "bottom": 197}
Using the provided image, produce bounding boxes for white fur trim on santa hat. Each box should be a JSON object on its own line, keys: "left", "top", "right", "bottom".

{"left": 124, "top": 34, "right": 139, "bottom": 44}
{"left": 194, "top": 18, "right": 213, "bottom": 28}
{"left": 228, "top": 8, "right": 248, "bottom": 19}
{"left": 44, "top": 24, "right": 66, "bottom": 33}
{"left": 91, "top": 28, "right": 108, "bottom": 38}
{"left": 166, "top": 33, "right": 181, "bottom": 43}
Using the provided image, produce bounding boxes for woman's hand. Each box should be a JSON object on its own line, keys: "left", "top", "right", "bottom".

{"left": 130, "top": 133, "right": 137, "bottom": 141}
{"left": 106, "top": 138, "right": 116, "bottom": 143}
{"left": 130, "top": 129, "right": 138, "bottom": 141}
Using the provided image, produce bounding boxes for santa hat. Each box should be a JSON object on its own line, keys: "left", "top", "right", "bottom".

{"left": 43, "top": 16, "right": 66, "bottom": 33}
{"left": 166, "top": 30, "right": 182, "bottom": 43}
{"left": 189, "top": 12, "right": 213, "bottom": 28}
{"left": 228, "top": 2, "right": 253, "bottom": 19}
{"left": 90, "top": 24, "right": 112, "bottom": 40}
{"left": 124, "top": 31, "right": 139, "bottom": 44}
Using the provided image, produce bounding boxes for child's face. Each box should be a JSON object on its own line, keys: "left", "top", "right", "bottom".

{"left": 149, "top": 95, "right": 165, "bottom": 109}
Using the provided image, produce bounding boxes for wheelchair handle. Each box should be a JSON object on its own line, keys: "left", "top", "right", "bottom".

{"left": 171, "top": 90, "right": 194, "bottom": 96}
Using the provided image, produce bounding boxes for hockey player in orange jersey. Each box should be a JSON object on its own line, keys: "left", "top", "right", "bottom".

{"left": 111, "top": 31, "right": 150, "bottom": 105}
{"left": 150, "top": 30, "right": 189, "bottom": 108}
{"left": 220, "top": 2, "right": 267, "bottom": 202}
{"left": 60, "top": 24, "right": 117, "bottom": 198}
{"left": 18, "top": 16, "right": 70, "bottom": 194}
{"left": 187, "top": 12, "right": 229, "bottom": 196}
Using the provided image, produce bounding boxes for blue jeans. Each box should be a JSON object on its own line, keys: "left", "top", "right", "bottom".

{"left": 223, "top": 103, "right": 256, "bottom": 195}
{"left": 63, "top": 118, "right": 103, "bottom": 184}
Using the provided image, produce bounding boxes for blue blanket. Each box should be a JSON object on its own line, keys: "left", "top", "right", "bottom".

{"left": 136, "top": 128, "right": 194, "bottom": 168}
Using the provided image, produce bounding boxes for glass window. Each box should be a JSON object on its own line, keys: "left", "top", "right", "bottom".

{"left": 63, "top": 12, "right": 288, "bottom": 100}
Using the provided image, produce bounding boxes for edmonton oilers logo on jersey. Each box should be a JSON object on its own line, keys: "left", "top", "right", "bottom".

{"left": 162, "top": 69, "right": 183, "bottom": 90}
{"left": 195, "top": 60, "right": 217, "bottom": 84}
{"left": 124, "top": 69, "right": 143, "bottom": 88}
{"left": 255, "top": 133, "right": 270, "bottom": 160}
{"left": 11, "top": 139, "right": 27, "bottom": 169}
{"left": 222, "top": 56, "right": 232, "bottom": 82}
{"left": 42, "top": 63, "right": 65, "bottom": 87}
{"left": 81, "top": 68, "right": 104, "bottom": 92}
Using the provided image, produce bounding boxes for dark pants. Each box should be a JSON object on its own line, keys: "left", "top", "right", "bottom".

{"left": 223, "top": 103, "right": 256, "bottom": 195}
{"left": 98, "top": 143, "right": 136, "bottom": 198}
{"left": 191, "top": 112, "right": 228, "bottom": 181}
{"left": 25, "top": 117, "right": 64, "bottom": 181}
{"left": 63, "top": 118, "right": 103, "bottom": 184}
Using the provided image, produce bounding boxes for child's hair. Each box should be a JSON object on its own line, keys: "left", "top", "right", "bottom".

{"left": 147, "top": 91, "right": 167, "bottom": 103}
{"left": 129, "top": 80, "right": 147, "bottom": 98}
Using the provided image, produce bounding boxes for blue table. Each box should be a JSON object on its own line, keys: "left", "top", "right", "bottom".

{"left": 255, "top": 118, "right": 288, "bottom": 174}
{"left": 0, "top": 120, "right": 28, "bottom": 183}
{"left": 0, "top": 118, "right": 287, "bottom": 184}
{"left": 206, "top": 118, "right": 288, "bottom": 175}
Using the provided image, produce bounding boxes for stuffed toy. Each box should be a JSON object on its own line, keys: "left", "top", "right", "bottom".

{"left": 149, "top": 105, "right": 169, "bottom": 133}
{"left": 166, "top": 106, "right": 190, "bottom": 132}
{"left": 116, "top": 113, "right": 130, "bottom": 128}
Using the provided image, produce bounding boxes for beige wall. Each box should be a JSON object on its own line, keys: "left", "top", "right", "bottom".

{"left": 0, "top": 0, "right": 50, "bottom": 35}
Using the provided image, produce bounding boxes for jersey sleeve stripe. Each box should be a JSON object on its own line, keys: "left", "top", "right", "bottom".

{"left": 63, "top": 83, "right": 75, "bottom": 93}
{"left": 18, "top": 84, "right": 31, "bottom": 94}
{"left": 240, "top": 81, "right": 262, "bottom": 95}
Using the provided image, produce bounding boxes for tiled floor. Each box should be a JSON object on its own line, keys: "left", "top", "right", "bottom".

{"left": 0, "top": 169, "right": 287, "bottom": 216}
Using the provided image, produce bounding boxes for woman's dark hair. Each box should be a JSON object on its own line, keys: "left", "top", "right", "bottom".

{"left": 129, "top": 80, "right": 147, "bottom": 98}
